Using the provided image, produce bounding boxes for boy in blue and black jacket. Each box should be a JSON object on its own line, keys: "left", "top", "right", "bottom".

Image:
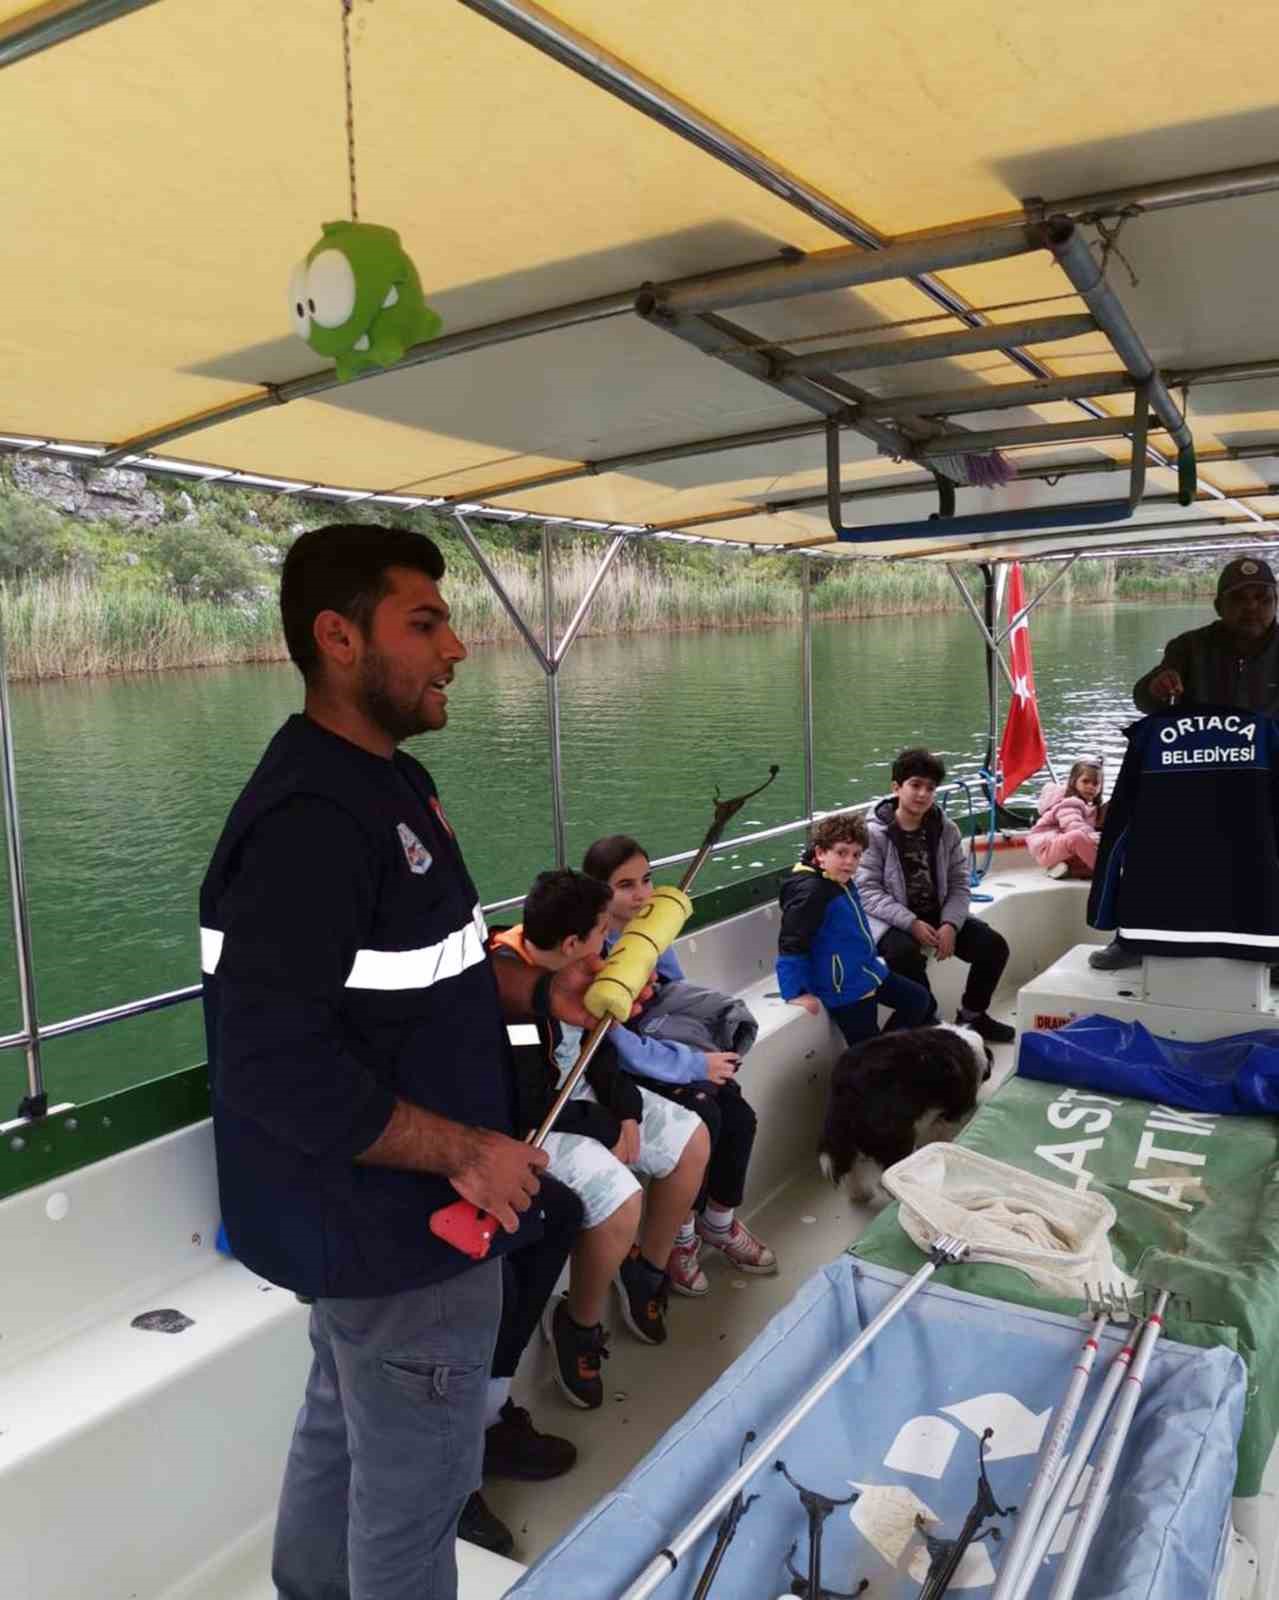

{"left": 777, "top": 811, "right": 936, "bottom": 1047}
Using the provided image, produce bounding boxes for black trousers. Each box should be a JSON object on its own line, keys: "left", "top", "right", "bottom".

{"left": 630, "top": 1073, "right": 757, "bottom": 1211}
{"left": 491, "top": 1171, "right": 582, "bottom": 1379}
{"left": 878, "top": 917, "right": 1009, "bottom": 1016}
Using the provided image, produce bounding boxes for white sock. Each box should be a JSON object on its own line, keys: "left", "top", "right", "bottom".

{"left": 485, "top": 1376, "right": 512, "bottom": 1427}
{"left": 702, "top": 1201, "right": 734, "bottom": 1235}
{"left": 674, "top": 1218, "right": 697, "bottom": 1250}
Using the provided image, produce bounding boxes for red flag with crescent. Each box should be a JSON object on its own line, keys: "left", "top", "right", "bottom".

{"left": 997, "top": 563, "right": 1047, "bottom": 802}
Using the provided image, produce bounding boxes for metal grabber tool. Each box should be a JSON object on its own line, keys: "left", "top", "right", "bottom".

{"left": 429, "top": 765, "right": 780, "bottom": 1259}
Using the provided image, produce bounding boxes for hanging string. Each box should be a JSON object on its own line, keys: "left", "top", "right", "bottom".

{"left": 341, "top": 0, "right": 359, "bottom": 222}
{"left": 1089, "top": 208, "right": 1141, "bottom": 289}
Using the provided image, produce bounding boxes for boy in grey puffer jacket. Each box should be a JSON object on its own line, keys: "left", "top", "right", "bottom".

{"left": 857, "top": 747, "right": 1015, "bottom": 1045}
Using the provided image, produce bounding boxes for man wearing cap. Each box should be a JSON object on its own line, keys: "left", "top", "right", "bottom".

{"left": 1091, "top": 555, "right": 1279, "bottom": 969}
{"left": 1133, "top": 555, "right": 1279, "bottom": 715}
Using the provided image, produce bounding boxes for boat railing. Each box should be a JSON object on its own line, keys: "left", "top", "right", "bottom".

{"left": 1, "top": 782, "right": 992, "bottom": 1087}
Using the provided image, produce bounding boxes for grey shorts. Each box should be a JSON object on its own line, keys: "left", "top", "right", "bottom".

{"left": 542, "top": 1083, "right": 701, "bottom": 1228}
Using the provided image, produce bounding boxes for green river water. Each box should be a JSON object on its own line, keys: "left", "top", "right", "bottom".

{"left": 0, "top": 600, "right": 1203, "bottom": 1110}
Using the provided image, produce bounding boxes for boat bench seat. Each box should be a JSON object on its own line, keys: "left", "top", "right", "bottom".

{"left": 0, "top": 1122, "right": 522, "bottom": 1599}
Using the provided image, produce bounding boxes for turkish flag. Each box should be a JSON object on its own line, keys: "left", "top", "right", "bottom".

{"left": 996, "top": 563, "right": 1047, "bottom": 802}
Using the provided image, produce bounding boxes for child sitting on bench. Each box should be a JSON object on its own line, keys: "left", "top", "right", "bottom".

{"left": 583, "top": 833, "right": 779, "bottom": 1297}
{"left": 490, "top": 869, "right": 710, "bottom": 1405}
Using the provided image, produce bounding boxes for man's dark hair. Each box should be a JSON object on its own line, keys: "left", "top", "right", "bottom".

{"left": 582, "top": 834, "right": 648, "bottom": 884}
{"left": 892, "top": 747, "right": 946, "bottom": 786}
{"left": 280, "top": 523, "right": 446, "bottom": 681}
{"left": 524, "top": 869, "right": 613, "bottom": 949}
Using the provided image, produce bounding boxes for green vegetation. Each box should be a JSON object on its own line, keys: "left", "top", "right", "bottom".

{"left": 0, "top": 464, "right": 1216, "bottom": 680}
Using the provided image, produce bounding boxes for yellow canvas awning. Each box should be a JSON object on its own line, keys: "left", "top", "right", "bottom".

{"left": 5, "top": 0, "right": 1279, "bottom": 559}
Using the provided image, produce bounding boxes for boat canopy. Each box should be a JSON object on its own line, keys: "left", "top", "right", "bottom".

{"left": 5, "top": 0, "right": 1279, "bottom": 563}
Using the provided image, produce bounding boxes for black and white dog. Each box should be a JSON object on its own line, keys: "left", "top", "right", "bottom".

{"left": 818, "top": 1023, "right": 991, "bottom": 1206}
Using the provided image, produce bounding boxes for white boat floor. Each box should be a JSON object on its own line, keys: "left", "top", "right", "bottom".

{"left": 487, "top": 1007, "right": 1020, "bottom": 1572}
{"left": 169, "top": 1007, "right": 1020, "bottom": 1599}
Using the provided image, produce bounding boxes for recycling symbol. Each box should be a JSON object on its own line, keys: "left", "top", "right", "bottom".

{"left": 846, "top": 1392, "right": 1097, "bottom": 1590}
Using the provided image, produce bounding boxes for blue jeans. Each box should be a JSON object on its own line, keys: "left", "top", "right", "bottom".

{"left": 272, "top": 1258, "right": 502, "bottom": 1600}
{"left": 829, "top": 969, "right": 937, "bottom": 1049}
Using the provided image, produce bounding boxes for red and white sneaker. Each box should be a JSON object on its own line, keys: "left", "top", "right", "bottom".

{"left": 695, "top": 1216, "right": 778, "bottom": 1275}
{"left": 666, "top": 1238, "right": 709, "bottom": 1297}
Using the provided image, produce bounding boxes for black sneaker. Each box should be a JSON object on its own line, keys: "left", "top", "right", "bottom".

{"left": 542, "top": 1295, "right": 610, "bottom": 1410}
{"left": 1088, "top": 937, "right": 1142, "bottom": 972}
{"left": 956, "top": 1009, "right": 1015, "bottom": 1045}
{"left": 483, "top": 1397, "right": 577, "bottom": 1478}
{"left": 615, "top": 1246, "right": 669, "bottom": 1346}
{"left": 458, "top": 1491, "right": 514, "bottom": 1558}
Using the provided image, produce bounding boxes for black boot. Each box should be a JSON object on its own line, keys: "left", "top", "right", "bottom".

{"left": 483, "top": 1397, "right": 577, "bottom": 1478}
{"left": 458, "top": 1491, "right": 515, "bottom": 1557}
{"left": 1088, "top": 936, "right": 1141, "bottom": 972}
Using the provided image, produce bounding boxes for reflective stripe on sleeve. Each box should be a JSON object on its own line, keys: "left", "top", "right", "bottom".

{"left": 507, "top": 1023, "right": 541, "bottom": 1046}
{"left": 345, "top": 903, "right": 490, "bottom": 991}
{"left": 200, "top": 927, "right": 224, "bottom": 974}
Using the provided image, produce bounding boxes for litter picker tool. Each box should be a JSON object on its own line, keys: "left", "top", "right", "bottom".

{"left": 618, "top": 1235, "right": 970, "bottom": 1600}
{"left": 916, "top": 1429, "right": 1014, "bottom": 1600}
{"left": 776, "top": 1459, "right": 866, "bottom": 1600}
{"left": 690, "top": 1431, "right": 760, "bottom": 1600}
{"left": 429, "top": 765, "right": 780, "bottom": 1259}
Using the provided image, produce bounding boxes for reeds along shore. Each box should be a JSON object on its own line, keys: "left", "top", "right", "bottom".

{"left": 0, "top": 555, "right": 1212, "bottom": 681}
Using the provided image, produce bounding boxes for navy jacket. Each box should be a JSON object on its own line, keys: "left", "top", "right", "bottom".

{"left": 201, "top": 715, "right": 540, "bottom": 1298}
{"left": 1089, "top": 706, "right": 1279, "bottom": 962}
{"left": 776, "top": 862, "right": 889, "bottom": 1008}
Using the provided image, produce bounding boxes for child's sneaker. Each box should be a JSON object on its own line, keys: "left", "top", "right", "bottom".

{"left": 541, "top": 1295, "right": 609, "bottom": 1410}
{"left": 1045, "top": 862, "right": 1070, "bottom": 879}
{"left": 695, "top": 1216, "right": 778, "bottom": 1275}
{"left": 956, "top": 1008, "right": 1016, "bottom": 1045}
{"left": 667, "top": 1237, "right": 709, "bottom": 1297}
{"left": 614, "top": 1246, "right": 669, "bottom": 1345}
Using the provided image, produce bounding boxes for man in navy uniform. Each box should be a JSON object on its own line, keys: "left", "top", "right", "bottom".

{"left": 1093, "top": 554, "right": 1279, "bottom": 971}
{"left": 201, "top": 523, "right": 596, "bottom": 1599}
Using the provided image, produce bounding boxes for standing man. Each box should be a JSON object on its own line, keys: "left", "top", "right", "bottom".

{"left": 200, "top": 523, "right": 591, "bottom": 1599}
{"left": 1092, "top": 554, "right": 1279, "bottom": 969}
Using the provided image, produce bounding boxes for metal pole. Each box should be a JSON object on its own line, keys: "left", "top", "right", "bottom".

{"left": 1037, "top": 161, "right": 1279, "bottom": 223}
{"left": 451, "top": 512, "right": 551, "bottom": 673}
{"left": 619, "top": 1242, "right": 969, "bottom": 1600}
{"left": 1046, "top": 220, "right": 1191, "bottom": 450}
{"left": 1046, "top": 1294, "right": 1171, "bottom": 1600}
{"left": 553, "top": 532, "right": 627, "bottom": 664}
{"left": 0, "top": 0, "right": 161, "bottom": 70}
{"left": 785, "top": 315, "right": 1095, "bottom": 379}
{"left": 1004, "top": 1328, "right": 1137, "bottom": 1600}
{"left": 991, "top": 1315, "right": 1108, "bottom": 1600}
{"left": 915, "top": 417, "right": 1163, "bottom": 458}
{"left": 995, "top": 555, "right": 1079, "bottom": 646}
{"left": 948, "top": 567, "right": 1016, "bottom": 699}
{"left": 541, "top": 527, "right": 568, "bottom": 867}
{"left": 860, "top": 371, "right": 1136, "bottom": 420}
{"left": 0, "top": 616, "right": 44, "bottom": 1117}
{"left": 801, "top": 559, "right": 815, "bottom": 822}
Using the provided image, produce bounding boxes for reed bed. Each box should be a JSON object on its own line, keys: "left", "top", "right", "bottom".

{"left": 0, "top": 553, "right": 1207, "bottom": 680}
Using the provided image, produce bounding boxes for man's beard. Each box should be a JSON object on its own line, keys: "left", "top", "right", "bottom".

{"left": 358, "top": 648, "right": 432, "bottom": 743}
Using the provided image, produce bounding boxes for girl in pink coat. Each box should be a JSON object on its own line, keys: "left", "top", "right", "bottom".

{"left": 1027, "top": 758, "right": 1104, "bottom": 879}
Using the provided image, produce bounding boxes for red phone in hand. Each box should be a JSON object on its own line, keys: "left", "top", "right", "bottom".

{"left": 429, "top": 1199, "right": 499, "bottom": 1260}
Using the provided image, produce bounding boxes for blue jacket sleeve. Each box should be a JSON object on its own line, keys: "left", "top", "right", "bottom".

{"left": 210, "top": 797, "right": 397, "bottom": 1161}
{"left": 610, "top": 1021, "right": 706, "bottom": 1085}
{"left": 775, "top": 952, "right": 813, "bottom": 1002}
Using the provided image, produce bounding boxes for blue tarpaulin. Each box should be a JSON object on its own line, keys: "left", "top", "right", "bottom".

{"left": 509, "top": 1260, "right": 1244, "bottom": 1600}
{"left": 1018, "top": 1014, "right": 1279, "bottom": 1114}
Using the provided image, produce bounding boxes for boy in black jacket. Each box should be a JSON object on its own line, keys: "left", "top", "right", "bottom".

{"left": 490, "top": 870, "right": 709, "bottom": 1408}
